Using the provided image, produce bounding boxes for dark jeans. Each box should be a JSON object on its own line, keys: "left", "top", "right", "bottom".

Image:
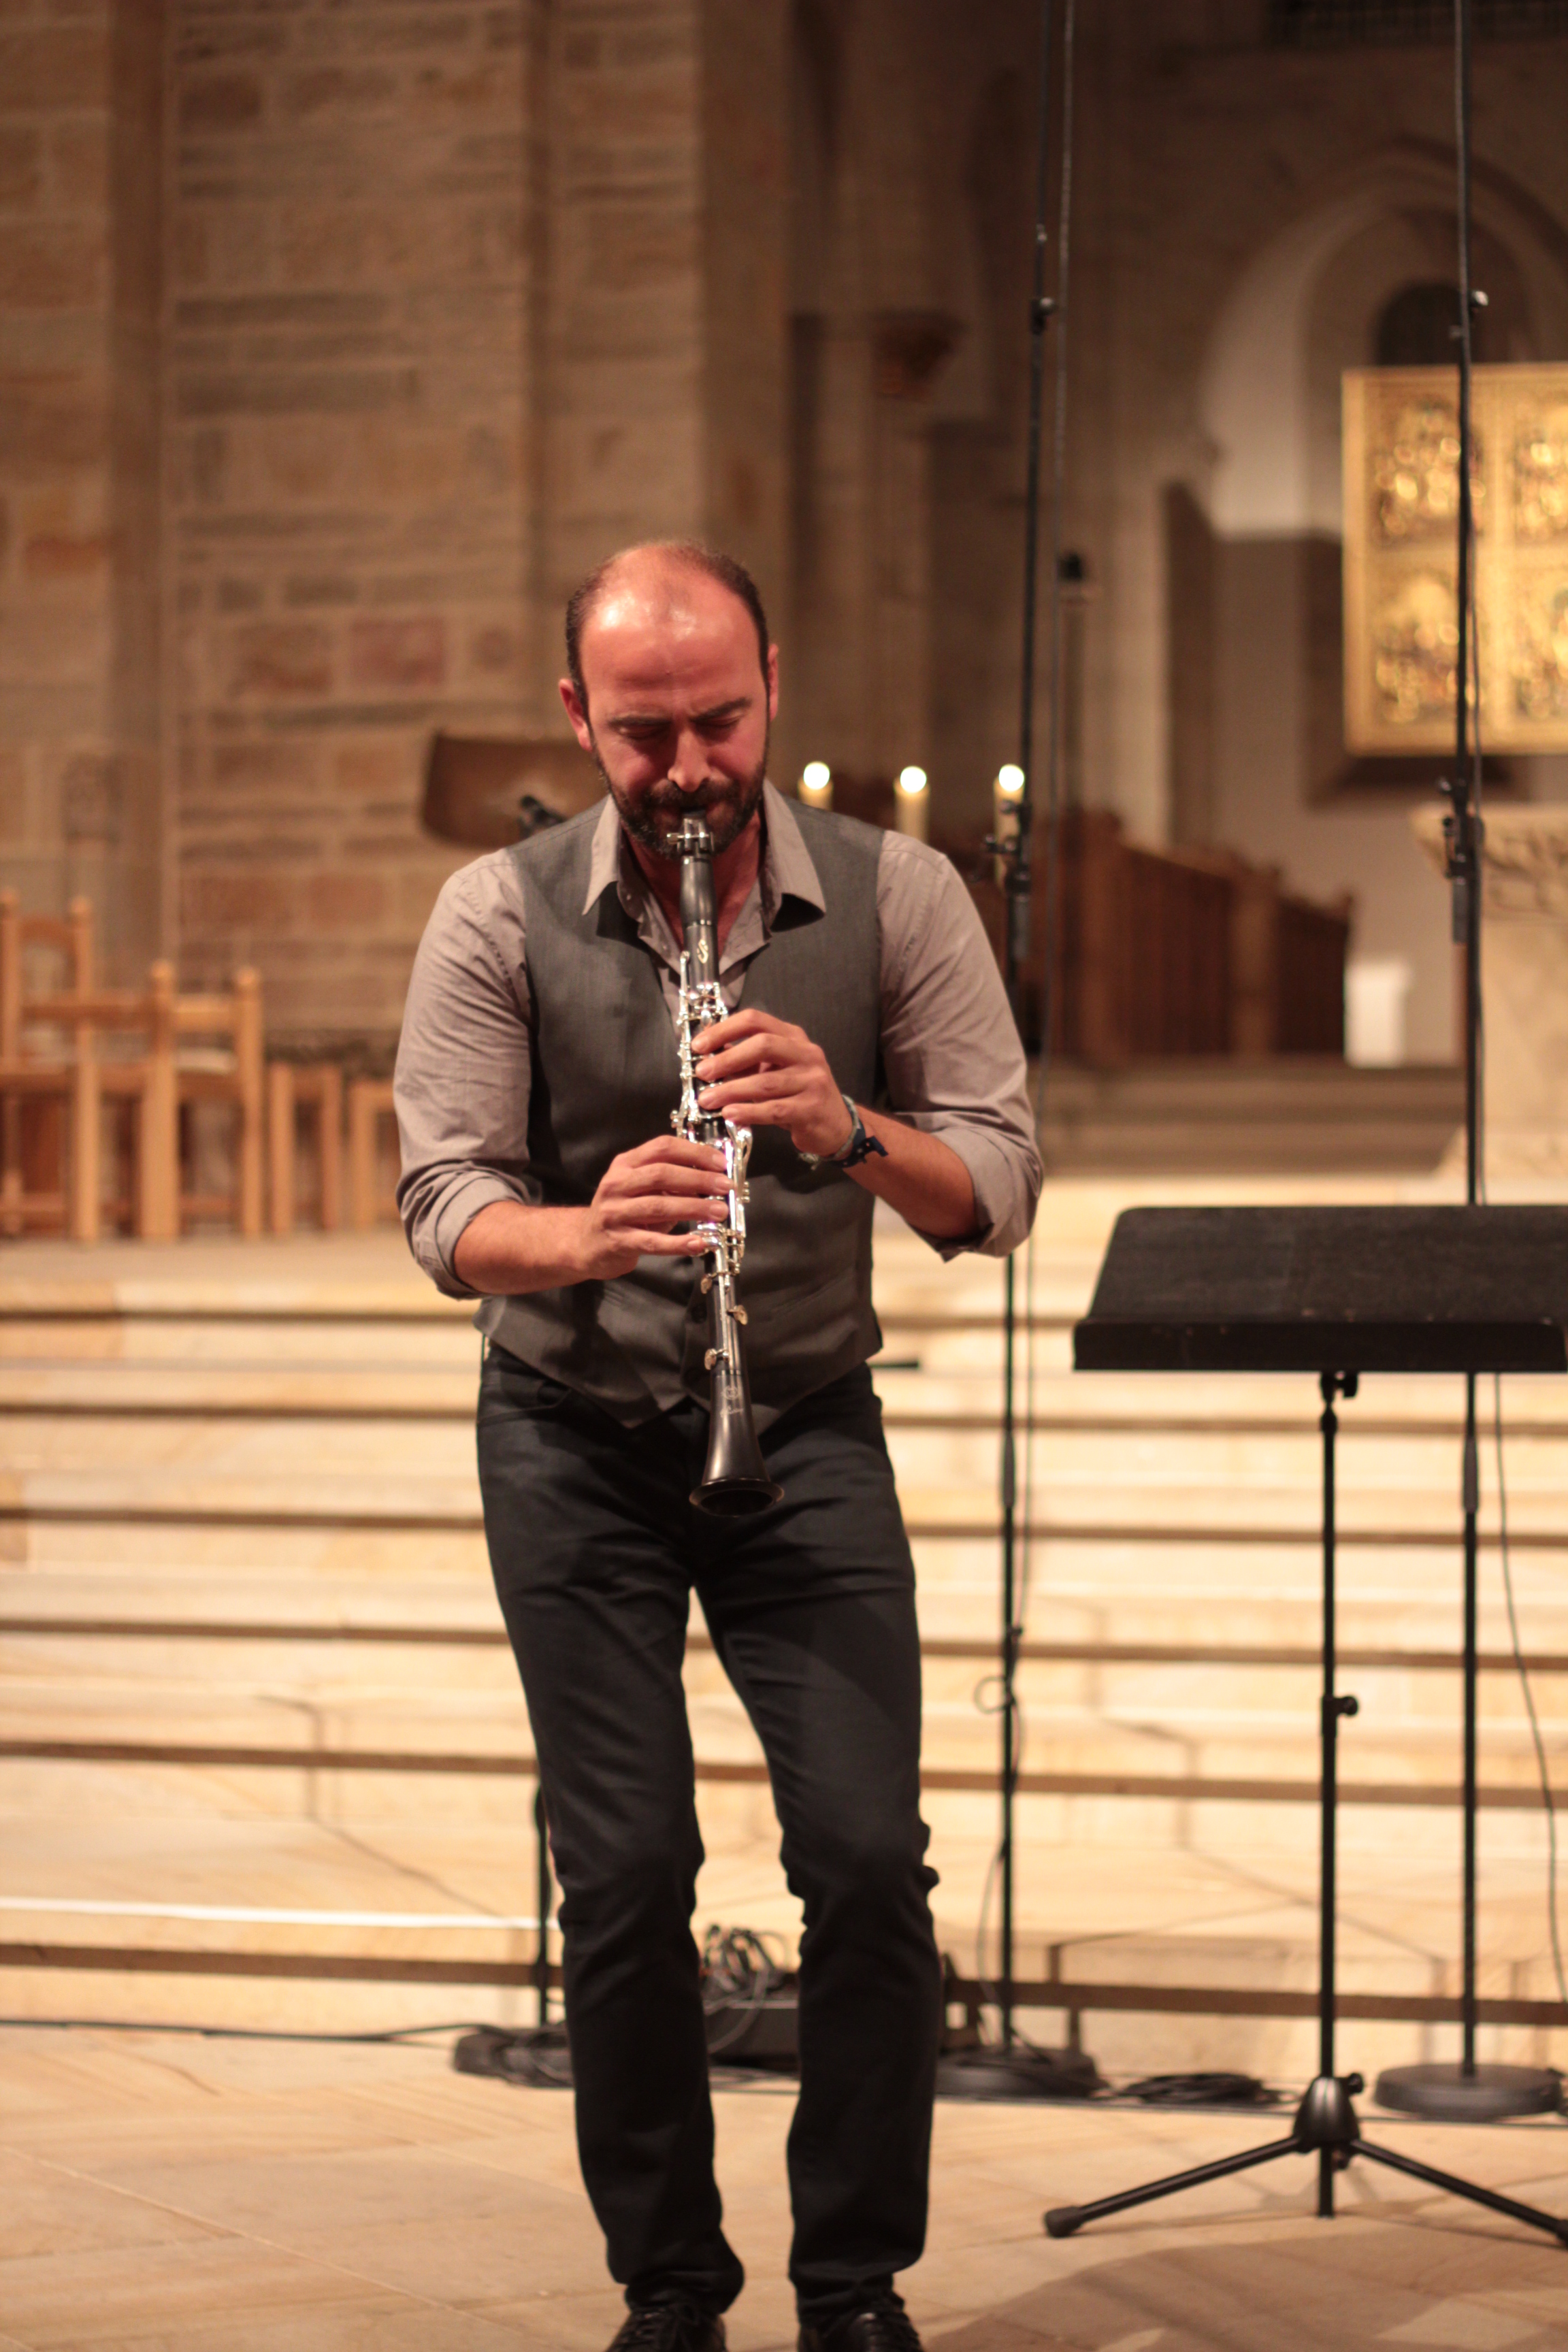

{"left": 476, "top": 1347, "right": 943, "bottom": 2321}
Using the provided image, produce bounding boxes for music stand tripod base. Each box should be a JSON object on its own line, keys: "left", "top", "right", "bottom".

{"left": 1053, "top": 1209, "right": 1568, "bottom": 2253}
{"left": 1374, "top": 2061, "right": 1562, "bottom": 2122}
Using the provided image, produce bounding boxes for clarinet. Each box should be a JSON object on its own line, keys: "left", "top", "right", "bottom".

{"left": 671, "top": 814, "right": 782, "bottom": 1516}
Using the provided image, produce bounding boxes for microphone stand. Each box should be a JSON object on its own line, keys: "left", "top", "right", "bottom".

{"left": 996, "top": 0, "right": 1058, "bottom": 2059}
{"left": 945, "top": 0, "right": 1095, "bottom": 2099}
{"left": 1373, "top": 0, "right": 1558, "bottom": 2126}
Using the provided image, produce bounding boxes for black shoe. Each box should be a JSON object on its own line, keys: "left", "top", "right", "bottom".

{"left": 607, "top": 2304, "right": 726, "bottom": 2351}
{"left": 798, "top": 2293, "right": 924, "bottom": 2351}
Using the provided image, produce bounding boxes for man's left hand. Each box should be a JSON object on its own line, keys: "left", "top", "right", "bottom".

{"left": 692, "top": 1009, "right": 853, "bottom": 1159}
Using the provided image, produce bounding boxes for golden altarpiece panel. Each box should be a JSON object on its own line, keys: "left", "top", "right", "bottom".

{"left": 1343, "top": 364, "right": 1568, "bottom": 755}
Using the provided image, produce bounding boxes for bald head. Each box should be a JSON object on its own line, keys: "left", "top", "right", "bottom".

{"left": 565, "top": 541, "right": 771, "bottom": 716}
{"left": 558, "top": 540, "right": 779, "bottom": 862}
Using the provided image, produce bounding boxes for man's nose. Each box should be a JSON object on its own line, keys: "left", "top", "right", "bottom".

{"left": 666, "top": 727, "right": 712, "bottom": 792}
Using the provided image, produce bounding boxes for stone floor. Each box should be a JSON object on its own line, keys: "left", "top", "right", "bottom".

{"left": 1, "top": 2022, "right": 1565, "bottom": 2350}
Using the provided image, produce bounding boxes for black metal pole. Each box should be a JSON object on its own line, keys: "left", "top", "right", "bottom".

{"left": 534, "top": 1784, "right": 551, "bottom": 2029}
{"left": 1453, "top": 0, "right": 1482, "bottom": 2082}
{"left": 1454, "top": 0, "right": 1480, "bottom": 1214}
{"left": 1316, "top": 1373, "right": 1359, "bottom": 2218}
{"left": 997, "top": 0, "right": 1057, "bottom": 2053}
{"left": 1373, "top": 0, "right": 1558, "bottom": 2132}
{"left": 1320, "top": 1376, "right": 1339, "bottom": 2107}
{"left": 1461, "top": 1400, "right": 1480, "bottom": 2073}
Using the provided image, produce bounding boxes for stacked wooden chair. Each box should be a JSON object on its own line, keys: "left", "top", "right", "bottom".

{"left": 0, "top": 892, "right": 267, "bottom": 1241}
{"left": 1, "top": 890, "right": 395, "bottom": 1243}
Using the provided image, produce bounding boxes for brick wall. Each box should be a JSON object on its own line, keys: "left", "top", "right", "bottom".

{"left": 171, "top": 0, "right": 539, "bottom": 1047}
{"left": 169, "top": 0, "right": 787, "bottom": 1052}
{"left": 0, "top": 0, "right": 164, "bottom": 979}
{"left": 7, "top": 0, "right": 1565, "bottom": 1065}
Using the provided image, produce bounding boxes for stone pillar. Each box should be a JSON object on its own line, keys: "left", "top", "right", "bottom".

{"left": 1413, "top": 806, "right": 1568, "bottom": 1177}
{"left": 701, "top": 0, "right": 788, "bottom": 608}
{"left": 539, "top": 0, "right": 789, "bottom": 662}
{"left": 539, "top": 1, "right": 705, "bottom": 627}
{"left": 0, "top": 0, "right": 165, "bottom": 978}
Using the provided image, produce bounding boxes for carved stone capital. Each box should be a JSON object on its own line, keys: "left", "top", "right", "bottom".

{"left": 1411, "top": 803, "right": 1568, "bottom": 921}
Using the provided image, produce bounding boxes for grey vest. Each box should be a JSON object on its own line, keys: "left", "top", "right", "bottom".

{"left": 478, "top": 805, "right": 885, "bottom": 1424}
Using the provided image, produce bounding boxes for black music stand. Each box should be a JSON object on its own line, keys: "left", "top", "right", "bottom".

{"left": 1043, "top": 1206, "right": 1568, "bottom": 2248}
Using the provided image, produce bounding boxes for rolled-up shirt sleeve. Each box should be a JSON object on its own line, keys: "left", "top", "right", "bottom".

{"left": 876, "top": 832, "right": 1043, "bottom": 1259}
{"left": 394, "top": 853, "right": 540, "bottom": 1298}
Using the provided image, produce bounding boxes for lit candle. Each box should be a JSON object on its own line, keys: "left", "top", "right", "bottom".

{"left": 994, "top": 764, "right": 1024, "bottom": 843}
{"left": 799, "top": 761, "right": 833, "bottom": 811}
{"left": 895, "top": 765, "right": 929, "bottom": 842}
{"left": 993, "top": 764, "right": 1024, "bottom": 881}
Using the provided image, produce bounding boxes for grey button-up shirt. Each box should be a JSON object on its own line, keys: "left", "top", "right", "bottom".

{"left": 395, "top": 781, "right": 1041, "bottom": 1298}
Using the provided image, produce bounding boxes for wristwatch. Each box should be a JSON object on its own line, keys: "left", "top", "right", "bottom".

{"left": 800, "top": 1091, "right": 888, "bottom": 1171}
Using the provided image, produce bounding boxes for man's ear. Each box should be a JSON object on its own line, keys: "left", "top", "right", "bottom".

{"left": 766, "top": 643, "right": 779, "bottom": 723}
{"left": 559, "top": 676, "right": 594, "bottom": 753}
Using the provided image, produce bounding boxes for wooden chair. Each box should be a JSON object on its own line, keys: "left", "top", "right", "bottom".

{"left": 172, "top": 969, "right": 264, "bottom": 1237}
{"left": 0, "top": 892, "right": 100, "bottom": 1240}
{"left": 17, "top": 958, "right": 178, "bottom": 1241}
{"left": 47, "top": 962, "right": 260, "bottom": 1241}
{"left": 3, "top": 909, "right": 263, "bottom": 1242}
{"left": 347, "top": 1077, "right": 398, "bottom": 1229}
{"left": 103, "top": 962, "right": 179, "bottom": 1240}
{"left": 267, "top": 1061, "right": 344, "bottom": 1235}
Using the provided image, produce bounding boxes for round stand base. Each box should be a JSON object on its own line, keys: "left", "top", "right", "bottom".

{"left": 936, "top": 2043, "right": 1102, "bottom": 2102}
{"left": 1373, "top": 2061, "right": 1562, "bottom": 2121}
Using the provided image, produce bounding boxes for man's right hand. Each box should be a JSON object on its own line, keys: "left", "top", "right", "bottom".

{"left": 452, "top": 1137, "right": 730, "bottom": 1294}
{"left": 580, "top": 1136, "right": 732, "bottom": 1278}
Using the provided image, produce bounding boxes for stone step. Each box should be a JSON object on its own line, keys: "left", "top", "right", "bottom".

{"left": 5, "top": 1365, "right": 1567, "bottom": 1440}
{"left": 6, "top": 1599, "right": 1564, "bottom": 1716}
{"left": 7, "top": 1460, "right": 1565, "bottom": 1544}
{"left": 3, "top": 1194, "right": 1561, "bottom": 2077}
{"left": 7, "top": 1416, "right": 1568, "bottom": 1520}
{"left": 7, "top": 1523, "right": 1566, "bottom": 1637}
{"left": 4, "top": 1670, "right": 1557, "bottom": 1822}
{"left": 1040, "top": 1117, "right": 1460, "bottom": 1175}
{"left": 7, "top": 1562, "right": 1567, "bottom": 1667}
{"left": 10, "top": 1354, "right": 1565, "bottom": 1421}
{"left": 1037, "top": 1062, "right": 1463, "bottom": 1175}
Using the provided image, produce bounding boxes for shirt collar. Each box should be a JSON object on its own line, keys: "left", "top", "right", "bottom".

{"left": 581, "top": 779, "right": 827, "bottom": 926}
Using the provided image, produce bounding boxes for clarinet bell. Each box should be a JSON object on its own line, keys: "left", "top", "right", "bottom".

{"left": 692, "top": 1354, "right": 782, "bottom": 1516}
{"left": 693, "top": 1463, "right": 783, "bottom": 1517}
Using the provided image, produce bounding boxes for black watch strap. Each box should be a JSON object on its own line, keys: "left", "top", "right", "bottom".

{"left": 802, "top": 1092, "right": 888, "bottom": 1171}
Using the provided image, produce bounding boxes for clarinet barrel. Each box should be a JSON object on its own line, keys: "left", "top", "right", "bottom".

{"left": 672, "top": 815, "right": 781, "bottom": 1516}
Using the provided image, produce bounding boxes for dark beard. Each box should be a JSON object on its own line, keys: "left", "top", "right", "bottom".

{"left": 595, "top": 736, "right": 769, "bottom": 860}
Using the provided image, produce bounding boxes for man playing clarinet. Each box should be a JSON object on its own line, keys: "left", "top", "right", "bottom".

{"left": 395, "top": 540, "right": 1041, "bottom": 2352}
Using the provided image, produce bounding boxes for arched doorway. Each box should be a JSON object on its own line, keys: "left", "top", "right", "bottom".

{"left": 1171, "top": 151, "right": 1568, "bottom": 1058}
